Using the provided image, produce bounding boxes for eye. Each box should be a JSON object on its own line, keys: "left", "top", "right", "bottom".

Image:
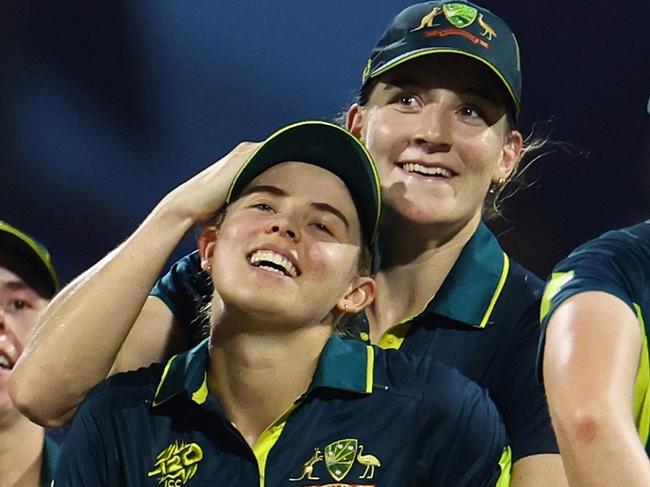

{"left": 8, "top": 299, "right": 32, "bottom": 311}
{"left": 311, "top": 222, "right": 333, "bottom": 236}
{"left": 458, "top": 105, "right": 484, "bottom": 119}
{"left": 398, "top": 94, "right": 417, "bottom": 106}
{"left": 251, "top": 202, "right": 275, "bottom": 212}
{"left": 388, "top": 91, "right": 421, "bottom": 110}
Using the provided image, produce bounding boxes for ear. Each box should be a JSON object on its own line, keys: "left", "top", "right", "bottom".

{"left": 336, "top": 276, "right": 376, "bottom": 314}
{"left": 197, "top": 226, "right": 218, "bottom": 272}
{"left": 494, "top": 129, "right": 523, "bottom": 183}
{"left": 346, "top": 103, "right": 365, "bottom": 139}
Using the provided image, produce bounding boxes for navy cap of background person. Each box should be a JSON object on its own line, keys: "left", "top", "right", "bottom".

{"left": 0, "top": 221, "right": 60, "bottom": 299}
{"left": 360, "top": 0, "right": 521, "bottom": 120}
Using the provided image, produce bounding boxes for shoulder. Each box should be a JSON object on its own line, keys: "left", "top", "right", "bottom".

{"left": 506, "top": 258, "right": 544, "bottom": 297}
{"left": 80, "top": 362, "right": 165, "bottom": 415}
{"left": 558, "top": 221, "right": 650, "bottom": 273}
{"left": 543, "top": 221, "right": 650, "bottom": 320}
{"left": 374, "top": 347, "right": 494, "bottom": 412}
{"left": 489, "top": 256, "right": 543, "bottom": 331}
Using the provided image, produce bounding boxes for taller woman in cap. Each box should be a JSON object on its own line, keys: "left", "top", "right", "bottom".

{"left": 12, "top": 2, "right": 566, "bottom": 485}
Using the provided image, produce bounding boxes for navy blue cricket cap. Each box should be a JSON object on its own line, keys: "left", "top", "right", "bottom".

{"left": 0, "top": 220, "right": 60, "bottom": 298}
{"left": 226, "top": 121, "right": 382, "bottom": 245}
{"left": 361, "top": 1, "right": 522, "bottom": 115}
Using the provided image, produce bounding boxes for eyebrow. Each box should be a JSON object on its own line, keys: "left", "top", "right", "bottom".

{"left": 242, "top": 184, "right": 350, "bottom": 229}
{"left": 241, "top": 184, "right": 287, "bottom": 198}
{"left": 0, "top": 280, "right": 29, "bottom": 291}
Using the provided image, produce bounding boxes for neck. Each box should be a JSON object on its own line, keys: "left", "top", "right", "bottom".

{"left": 368, "top": 211, "right": 481, "bottom": 338}
{"left": 0, "top": 411, "right": 44, "bottom": 487}
{"left": 207, "top": 312, "right": 332, "bottom": 448}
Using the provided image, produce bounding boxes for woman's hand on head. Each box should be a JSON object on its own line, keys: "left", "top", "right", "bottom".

{"left": 158, "top": 142, "right": 260, "bottom": 225}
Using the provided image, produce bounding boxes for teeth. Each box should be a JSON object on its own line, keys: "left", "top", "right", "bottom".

{"left": 402, "top": 163, "right": 452, "bottom": 178}
{"left": 0, "top": 354, "right": 10, "bottom": 370}
{"left": 249, "top": 250, "right": 298, "bottom": 278}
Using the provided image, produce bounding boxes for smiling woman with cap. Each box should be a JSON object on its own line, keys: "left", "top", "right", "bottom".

{"left": 51, "top": 121, "right": 508, "bottom": 486}
{"left": 0, "top": 221, "right": 60, "bottom": 487}
{"left": 12, "top": 2, "right": 566, "bottom": 486}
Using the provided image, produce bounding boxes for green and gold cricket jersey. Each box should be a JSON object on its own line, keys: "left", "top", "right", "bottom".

{"left": 152, "top": 223, "right": 558, "bottom": 469}
{"left": 54, "top": 335, "right": 506, "bottom": 486}
{"left": 539, "top": 220, "right": 650, "bottom": 454}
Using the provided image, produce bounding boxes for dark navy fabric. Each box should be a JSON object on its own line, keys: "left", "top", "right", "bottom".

{"left": 151, "top": 223, "right": 557, "bottom": 462}
{"left": 54, "top": 336, "right": 506, "bottom": 486}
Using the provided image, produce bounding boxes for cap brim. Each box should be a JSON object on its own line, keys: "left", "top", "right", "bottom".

{"left": 0, "top": 222, "right": 60, "bottom": 297}
{"left": 227, "top": 121, "right": 381, "bottom": 244}
{"left": 368, "top": 48, "right": 520, "bottom": 115}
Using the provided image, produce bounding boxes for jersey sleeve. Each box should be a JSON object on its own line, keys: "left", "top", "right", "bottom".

{"left": 150, "top": 251, "right": 213, "bottom": 342}
{"left": 422, "top": 362, "right": 508, "bottom": 487}
{"left": 538, "top": 221, "right": 650, "bottom": 376}
{"left": 53, "top": 388, "right": 114, "bottom": 485}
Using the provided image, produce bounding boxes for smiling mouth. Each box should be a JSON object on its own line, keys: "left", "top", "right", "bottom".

{"left": 399, "top": 163, "right": 455, "bottom": 178}
{"left": 248, "top": 250, "right": 300, "bottom": 278}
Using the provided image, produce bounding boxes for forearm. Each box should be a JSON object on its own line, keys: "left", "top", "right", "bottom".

{"left": 10, "top": 202, "right": 193, "bottom": 426}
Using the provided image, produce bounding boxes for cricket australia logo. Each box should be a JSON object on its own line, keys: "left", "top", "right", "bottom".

{"left": 443, "top": 3, "right": 478, "bottom": 28}
{"left": 412, "top": 2, "right": 496, "bottom": 46}
{"left": 147, "top": 441, "right": 203, "bottom": 486}
{"left": 324, "top": 438, "right": 358, "bottom": 481}
{"left": 290, "top": 438, "right": 382, "bottom": 483}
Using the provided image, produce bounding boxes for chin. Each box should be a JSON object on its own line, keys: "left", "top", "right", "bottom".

{"left": 222, "top": 290, "right": 300, "bottom": 321}
{"left": 389, "top": 196, "right": 456, "bottom": 225}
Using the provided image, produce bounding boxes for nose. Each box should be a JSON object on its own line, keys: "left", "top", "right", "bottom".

{"left": 267, "top": 216, "right": 301, "bottom": 242}
{"left": 412, "top": 104, "right": 452, "bottom": 152}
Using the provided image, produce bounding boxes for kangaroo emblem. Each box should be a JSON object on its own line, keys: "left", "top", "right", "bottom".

{"left": 477, "top": 13, "right": 497, "bottom": 40}
{"left": 411, "top": 6, "right": 443, "bottom": 31}
{"left": 290, "top": 448, "right": 323, "bottom": 481}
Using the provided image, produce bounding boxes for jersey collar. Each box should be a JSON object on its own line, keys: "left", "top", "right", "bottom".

{"left": 423, "top": 222, "right": 509, "bottom": 328}
{"left": 41, "top": 435, "right": 60, "bottom": 486}
{"left": 152, "top": 335, "right": 375, "bottom": 407}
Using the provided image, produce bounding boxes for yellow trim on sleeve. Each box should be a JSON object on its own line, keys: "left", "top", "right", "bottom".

{"left": 540, "top": 271, "right": 575, "bottom": 321}
{"left": 633, "top": 303, "right": 650, "bottom": 446}
{"left": 494, "top": 445, "right": 512, "bottom": 487}
{"left": 252, "top": 404, "right": 298, "bottom": 487}
{"left": 478, "top": 253, "right": 510, "bottom": 328}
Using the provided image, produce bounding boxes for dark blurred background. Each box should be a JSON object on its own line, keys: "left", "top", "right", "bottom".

{"left": 2, "top": 0, "right": 649, "bottom": 284}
